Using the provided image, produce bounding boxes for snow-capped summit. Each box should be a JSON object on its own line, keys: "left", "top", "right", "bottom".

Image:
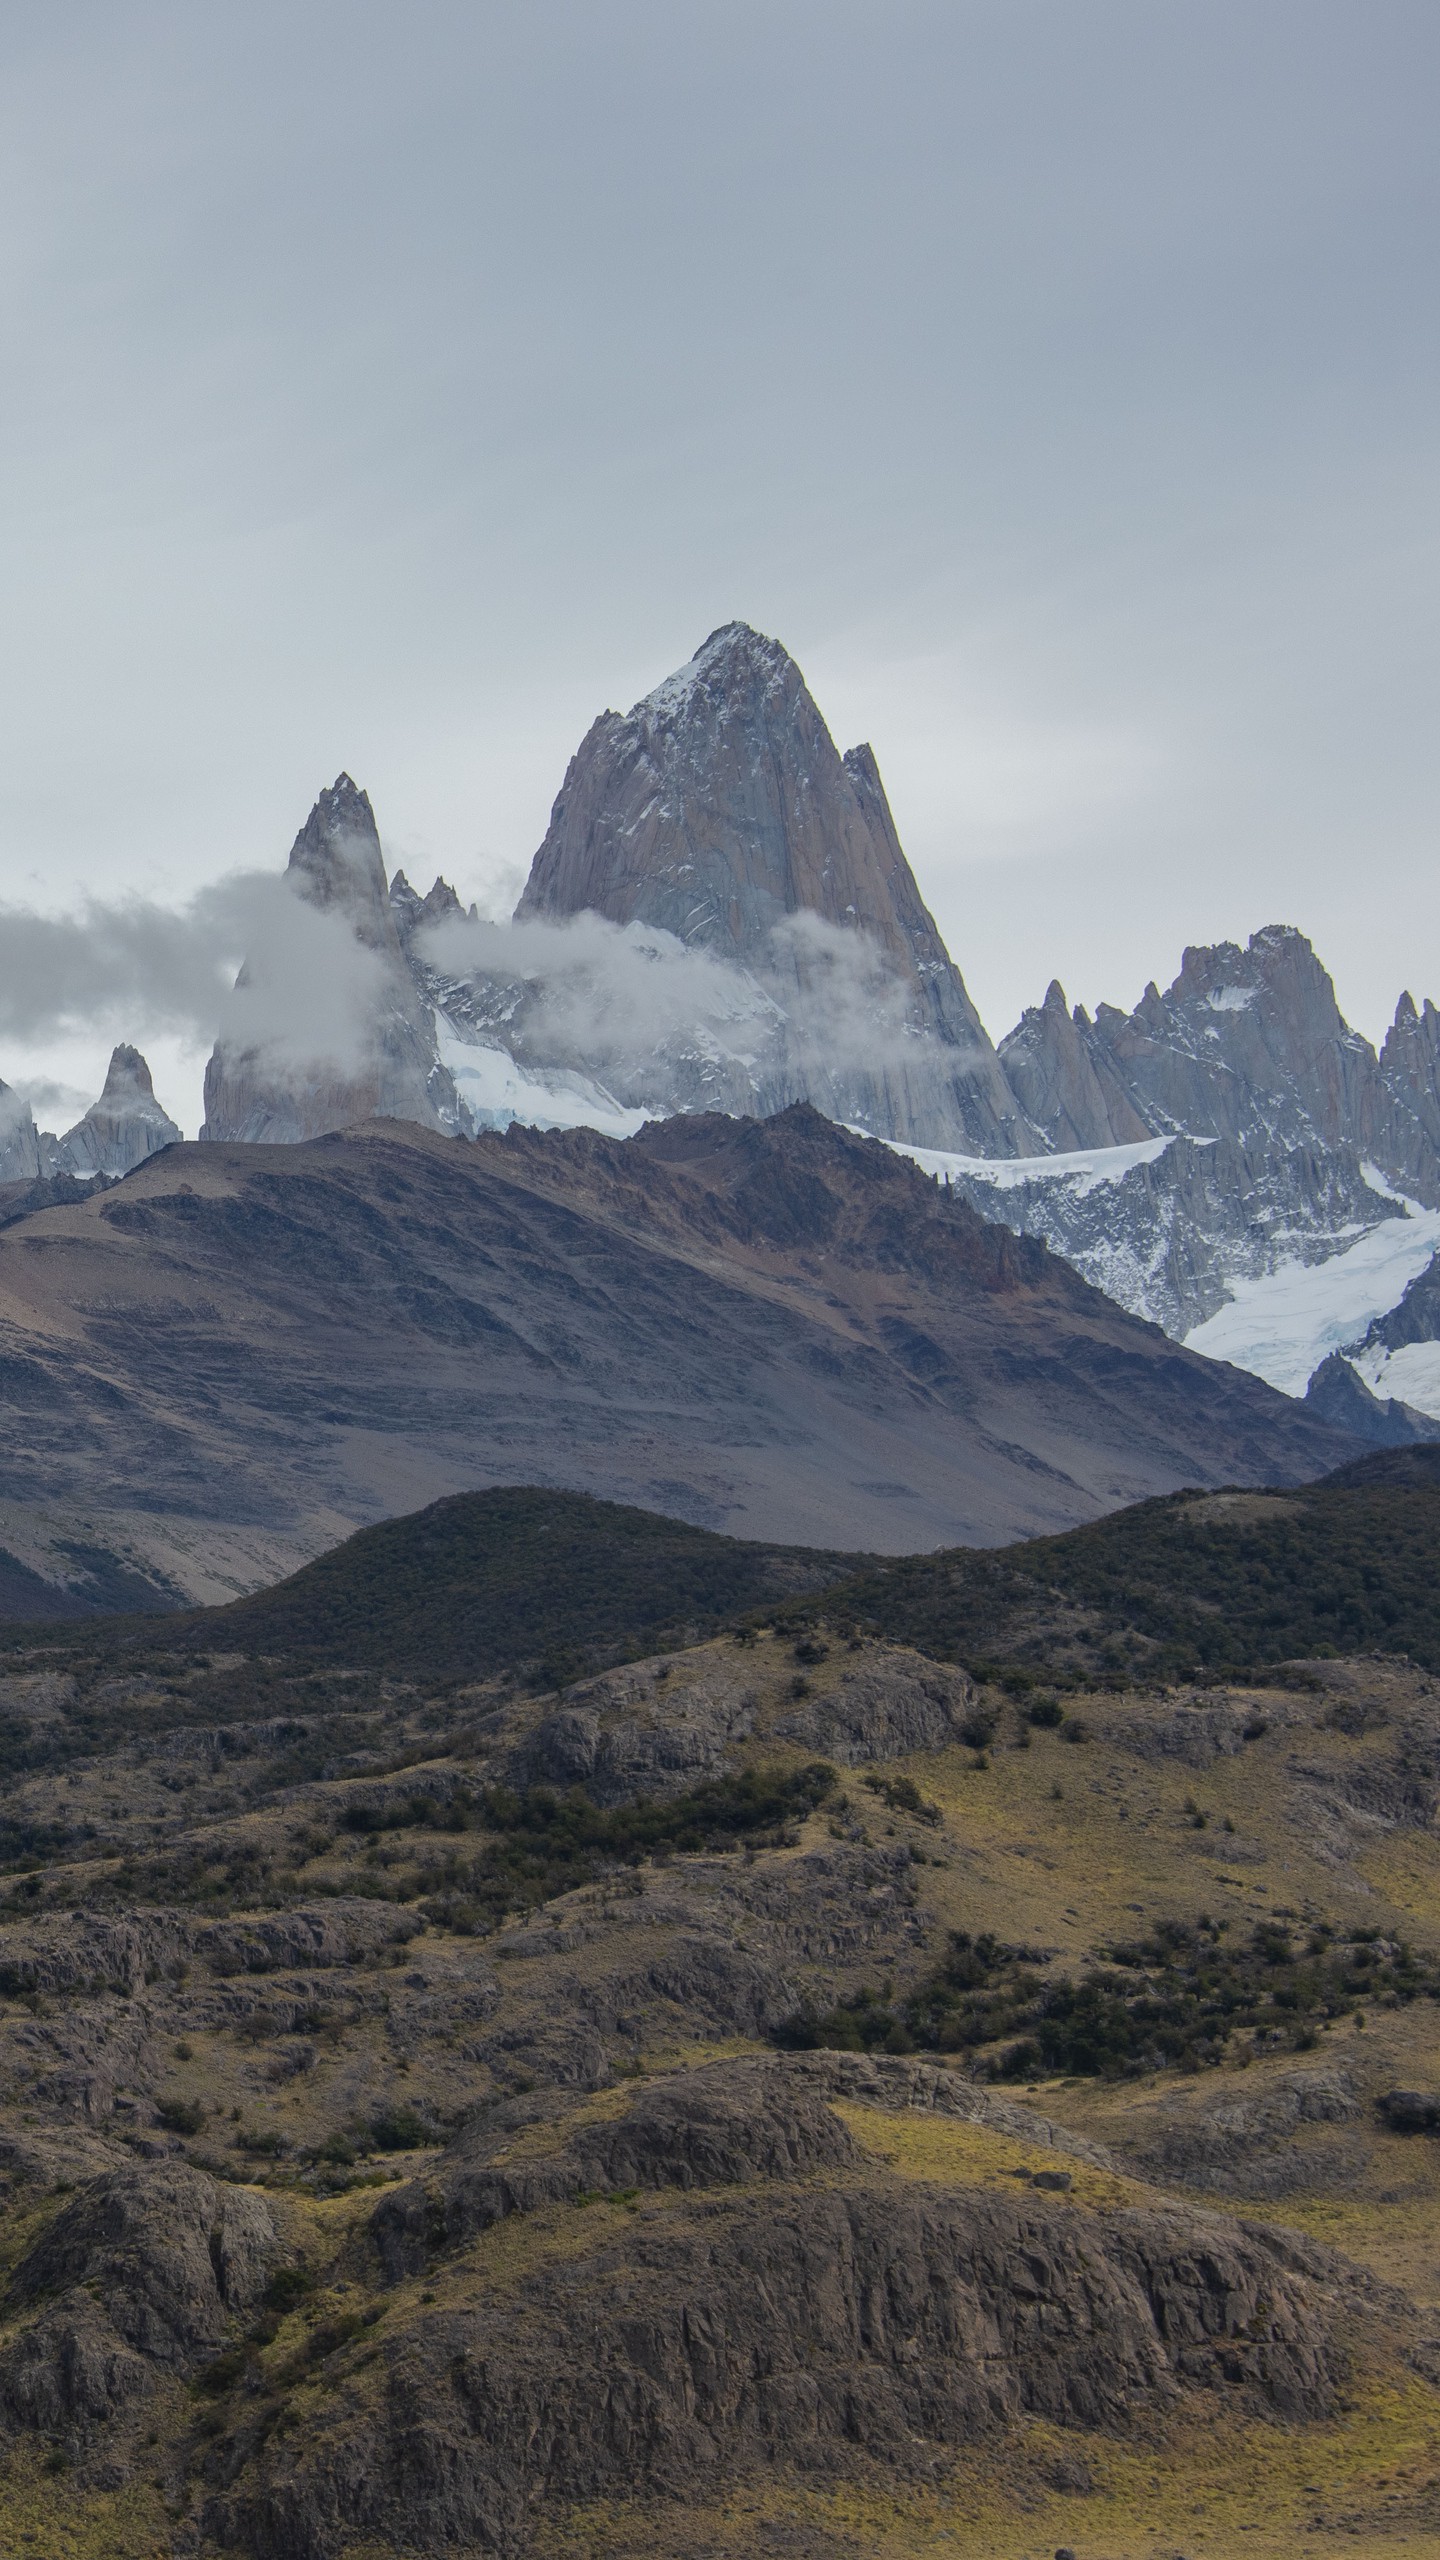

{"left": 515, "top": 621, "right": 1033, "bottom": 1154}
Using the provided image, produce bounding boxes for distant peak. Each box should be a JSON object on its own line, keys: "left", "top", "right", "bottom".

{"left": 286, "top": 774, "right": 391, "bottom": 933}
{"left": 1249, "top": 922, "right": 1312, "bottom": 953}
{"left": 101, "top": 1043, "right": 156, "bottom": 1098}
{"left": 1042, "top": 979, "right": 1068, "bottom": 1013}
{"left": 290, "top": 774, "right": 380, "bottom": 861}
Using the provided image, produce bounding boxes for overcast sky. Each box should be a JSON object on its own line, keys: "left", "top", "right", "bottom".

{"left": 1, "top": 0, "right": 1436, "bottom": 1131}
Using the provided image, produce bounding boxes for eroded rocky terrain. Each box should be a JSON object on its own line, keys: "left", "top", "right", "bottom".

{"left": 0, "top": 1604, "right": 1436, "bottom": 2555}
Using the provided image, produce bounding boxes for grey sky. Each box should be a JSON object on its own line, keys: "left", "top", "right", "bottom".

{"left": 0, "top": 0, "right": 1436, "bottom": 1131}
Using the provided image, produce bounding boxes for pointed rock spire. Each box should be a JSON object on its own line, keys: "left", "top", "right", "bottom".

{"left": 201, "top": 781, "right": 468, "bottom": 1146}
{"left": 60, "top": 1046, "right": 181, "bottom": 1175}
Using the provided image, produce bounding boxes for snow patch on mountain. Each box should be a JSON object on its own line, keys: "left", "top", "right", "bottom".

{"left": 1353, "top": 1340, "right": 1440, "bottom": 1420}
{"left": 434, "top": 1019, "right": 650, "bottom": 1139}
{"left": 1183, "top": 1202, "right": 1440, "bottom": 1396}
{"left": 891, "top": 1134, "right": 1174, "bottom": 1196}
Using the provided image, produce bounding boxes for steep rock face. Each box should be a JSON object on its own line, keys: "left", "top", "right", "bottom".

{"left": 201, "top": 777, "right": 466, "bottom": 1145}
{"left": 1003, "top": 929, "right": 1392, "bottom": 1163}
{"left": 1004, "top": 930, "right": 1440, "bottom": 1221}
{"left": 513, "top": 623, "right": 1033, "bottom": 1154}
{"left": 58, "top": 1046, "right": 181, "bottom": 1176}
{"left": 1374, "top": 991, "right": 1440, "bottom": 1187}
{"left": 998, "top": 981, "right": 1152, "bottom": 1152}
{"left": 0, "top": 1082, "right": 43, "bottom": 1184}
{"left": 947, "top": 1131, "right": 1407, "bottom": 1336}
{"left": 987, "top": 931, "right": 1440, "bottom": 1363}
{"left": 388, "top": 866, "right": 467, "bottom": 942}
{"left": 0, "top": 1054, "right": 181, "bottom": 1187}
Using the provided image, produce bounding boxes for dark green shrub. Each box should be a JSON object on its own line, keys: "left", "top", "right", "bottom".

{"left": 156, "top": 2096, "right": 204, "bottom": 2136}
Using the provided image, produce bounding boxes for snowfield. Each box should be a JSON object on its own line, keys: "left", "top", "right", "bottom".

{"left": 436, "top": 1020, "right": 650, "bottom": 1139}
{"left": 1352, "top": 1339, "right": 1440, "bottom": 1420}
{"left": 889, "top": 1134, "right": 1175, "bottom": 1196}
{"left": 1182, "top": 1205, "right": 1440, "bottom": 1398}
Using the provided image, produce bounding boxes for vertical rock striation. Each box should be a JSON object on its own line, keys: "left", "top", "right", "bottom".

{"left": 1001, "top": 927, "right": 1440, "bottom": 1203}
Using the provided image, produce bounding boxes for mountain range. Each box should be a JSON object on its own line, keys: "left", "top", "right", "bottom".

{"left": 5, "top": 620, "right": 1437, "bottom": 1480}
{"left": 182, "top": 621, "right": 1440, "bottom": 1425}
{"left": 0, "top": 1105, "right": 1354, "bottom": 1614}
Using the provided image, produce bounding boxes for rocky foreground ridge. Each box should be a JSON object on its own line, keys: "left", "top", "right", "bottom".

{"left": 0, "top": 1547, "right": 1435, "bottom": 2555}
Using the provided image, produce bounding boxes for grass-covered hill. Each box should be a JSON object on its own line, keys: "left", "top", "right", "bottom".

{"left": 0, "top": 1487, "right": 855, "bottom": 1699}
{"left": 0, "top": 1462, "right": 1439, "bottom": 2552}
{"left": 199, "top": 1486, "right": 851, "bottom": 1682}
{"left": 795, "top": 1450, "right": 1440, "bottom": 1687}
{"left": 9, "top": 1453, "right": 1440, "bottom": 1701}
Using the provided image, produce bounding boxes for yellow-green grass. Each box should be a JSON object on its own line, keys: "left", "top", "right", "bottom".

{"left": 531, "top": 2369, "right": 1440, "bottom": 2560}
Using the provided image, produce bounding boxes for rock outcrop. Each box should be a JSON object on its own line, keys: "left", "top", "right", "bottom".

{"left": 205, "top": 2058, "right": 1383, "bottom": 2560}
{"left": 1302, "top": 1349, "right": 1440, "bottom": 1446}
{"left": 0, "top": 2163, "right": 281, "bottom": 2452}
{"left": 503, "top": 1643, "right": 977, "bottom": 1805}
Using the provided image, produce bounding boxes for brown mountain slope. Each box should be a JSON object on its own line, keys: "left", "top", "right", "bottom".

{"left": 0, "top": 1105, "right": 1353, "bottom": 1601}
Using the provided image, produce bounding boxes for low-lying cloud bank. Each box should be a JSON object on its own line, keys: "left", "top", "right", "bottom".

{"left": 0, "top": 864, "right": 973, "bottom": 1142}
{"left": 0, "top": 875, "right": 388, "bottom": 1076}
{"left": 417, "top": 904, "right": 935, "bottom": 1088}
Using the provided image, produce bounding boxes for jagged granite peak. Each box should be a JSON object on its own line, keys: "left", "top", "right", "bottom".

{"left": 201, "top": 780, "right": 467, "bottom": 1147}
{"left": 514, "top": 621, "right": 1033, "bottom": 1154}
{"left": 1006, "top": 926, "right": 1382, "bottom": 1159}
{"left": 960, "top": 927, "right": 1440, "bottom": 1365}
{"left": 0, "top": 1080, "right": 42, "bottom": 1185}
{"left": 284, "top": 771, "right": 399, "bottom": 957}
{"left": 59, "top": 1045, "right": 182, "bottom": 1177}
{"left": 1374, "top": 989, "right": 1440, "bottom": 1184}
{"left": 999, "top": 979, "right": 1153, "bottom": 1152}
{"left": 389, "top": 868, "right": 467, "bottom": 941}
{"left": 520, "top": 620, "right": 951, "bottom": 980}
